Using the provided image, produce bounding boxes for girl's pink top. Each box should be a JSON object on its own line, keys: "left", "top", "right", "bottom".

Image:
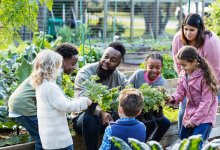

{"left": 172, "top": 69, "right": 218, "bottom": 127}
{"left": 144, "top": 71, "right": 161, "bottom": 84}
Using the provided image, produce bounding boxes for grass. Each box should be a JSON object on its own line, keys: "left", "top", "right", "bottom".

{"left": 122, "top": 28, "right": 145, "bottom": 37}
{"left": 88, "top": 11, "right": 178, "bottom": 41}
{"left": 165, "top": 28, "right": 177, "bottom": 36}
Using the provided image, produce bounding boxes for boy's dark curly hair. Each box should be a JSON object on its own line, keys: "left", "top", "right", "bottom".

{"left": 109, "top": 42, "right": 126, "bottom": 58}
{"left": 55, "top": 43, "right": 78, "bottom": 59}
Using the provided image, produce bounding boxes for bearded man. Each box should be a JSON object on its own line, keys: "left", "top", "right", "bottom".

{"left": 73, "top": 42, "right": 127, "bottom": 150}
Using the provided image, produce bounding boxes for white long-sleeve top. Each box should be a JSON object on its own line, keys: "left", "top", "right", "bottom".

{"left": 36, "top": 80, "right": 88, "bottom": 149}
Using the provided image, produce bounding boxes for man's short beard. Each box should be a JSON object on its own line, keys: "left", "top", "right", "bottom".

{"left": 96, "top": 62, "right": 115, "bottom": 82}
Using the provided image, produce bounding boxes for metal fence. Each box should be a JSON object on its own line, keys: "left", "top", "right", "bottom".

{"left": 20, "top": 0, "right": 215, "bottom": 44}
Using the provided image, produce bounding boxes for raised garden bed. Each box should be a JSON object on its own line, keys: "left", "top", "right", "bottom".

{"left": 1, "top": 114, "right": 219, "bottom": 150}
{"left": 123, "top": 50, "right": 172, "bottom": 65}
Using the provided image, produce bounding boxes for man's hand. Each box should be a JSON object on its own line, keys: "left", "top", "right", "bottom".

{"left": 100, "top": 111, "right": 113, "bottom": 126}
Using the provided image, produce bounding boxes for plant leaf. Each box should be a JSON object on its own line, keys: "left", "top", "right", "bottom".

{"left": 128, "top": 138, "right": 151, "bottom": 150}
{"left": 109, "top": 136, "right": 132, "bottom": 150}
{"left": 15, "top": 59, "right": 32, "bottom": 84}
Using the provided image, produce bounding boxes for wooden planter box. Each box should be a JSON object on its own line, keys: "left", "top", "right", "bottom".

{"left": 123, "top": 51, "right": 172, "bottom": 65}
{"left": 1, "top": 114, "right": 220, "bottom": 150}
{"left": 0, "top": 142, "right": 34, "bottom": 150}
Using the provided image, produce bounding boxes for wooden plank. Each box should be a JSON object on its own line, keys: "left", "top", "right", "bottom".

{"left": 0, "top": 142, "right": 34, "bottom": 150}
{"left": 123, "top": 51, "right": 172, "bottom": 65}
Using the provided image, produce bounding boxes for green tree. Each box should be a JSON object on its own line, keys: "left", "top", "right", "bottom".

{"left": 206, "top": 0, "right": 220, "bottom": 37}
{"left": 0, "top": 0, "right": 53, "bottom": 49}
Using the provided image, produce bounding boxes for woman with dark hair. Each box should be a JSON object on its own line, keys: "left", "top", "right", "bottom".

{"left": 172, "top": 13, "right": 220, "bottom": 133}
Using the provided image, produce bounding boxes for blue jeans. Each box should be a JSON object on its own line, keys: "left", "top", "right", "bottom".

{"left": 178, "top": 98, "right": 187, "bottom": 134}
{"left": 72, "top": 112, "right": 105, "bottom": 150}
{"left": 145, "top": 116, "right": 171, "bottom": 142}
{"left": 15, "top": 115, "right": 43, "bottom": 150}
{"left": 46, "top": 144, "right": 73, "bottom": 150}
{"left": 180, "top": 123, "right": 212, "bottom": 150}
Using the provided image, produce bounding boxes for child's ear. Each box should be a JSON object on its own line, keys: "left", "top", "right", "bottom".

{"left": 136, "top": 110, "right": 142, "bottom": 116}
{"left": 118, "top": 105, "right": 122, "bottom": 114}
{"left": 193, "top": 59, "right": 198, "bottom": 65}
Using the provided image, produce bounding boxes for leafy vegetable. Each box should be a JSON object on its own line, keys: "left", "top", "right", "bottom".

{"left": 163, "top": 105, "right": 178, "bottom": 122}
{"left": 138, "top": 83, "right": 165, "bottom": 112}
{"left": 82, "top": 75, "right": 120, "bottom": 111}
{"left": 109, "top": 136, "right": 132, "bottom": 150}
{"left": 62, "top": 74, "right": 75, "bottom": 98}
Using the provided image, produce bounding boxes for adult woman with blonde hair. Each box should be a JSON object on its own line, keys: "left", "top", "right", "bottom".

{"left": 172, "top": 13, "right": 220, "bottom": 132}
{"left": 31, "top": 50, "right": 91, "bottom": 150}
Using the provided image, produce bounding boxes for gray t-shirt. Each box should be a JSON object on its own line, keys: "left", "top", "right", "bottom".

{"left": 74, "top": 62, "right": 128, "bottom": 97}
{"left": 128, "top": 69, "right": 166, "bottom": 88}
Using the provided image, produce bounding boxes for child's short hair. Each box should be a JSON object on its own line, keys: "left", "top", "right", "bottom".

{"left": 31, "top": 50, "right": 63, "bottom": 87}
{"left": 119, "top": 88, "right": 144, "bottom": 117}
{"left": 145, "top": 52, "right": 163, "bottom": 65}
{"left": 55, "top": 43, "right": 78, "bottom": 59}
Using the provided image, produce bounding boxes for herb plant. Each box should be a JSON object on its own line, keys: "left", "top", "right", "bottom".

{"left": 62, "top": 74, "right": 75, "bottom": 98}
{"left": 206, "top": 0, "right": 220, "bottom": 37}
{"left": 0, "top": 0, "right": 53, "bottom": 49}
{"left": 138, "top": 83, "right": 166, "bottom": 113}
{"left": 82, "top": 75, "right": 120, "bottom": 111}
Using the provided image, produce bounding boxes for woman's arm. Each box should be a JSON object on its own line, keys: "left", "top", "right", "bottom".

{"left": 172, "top": 32, "right": 182, "bottom": 75}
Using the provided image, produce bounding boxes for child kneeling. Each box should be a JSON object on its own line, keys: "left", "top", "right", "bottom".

{"left": 99, "top": 88, "right": 146, "bottom": 150}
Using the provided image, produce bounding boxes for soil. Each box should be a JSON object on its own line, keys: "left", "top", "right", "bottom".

{"left": 0, "top": 129, "right": 15, "bottom": 140}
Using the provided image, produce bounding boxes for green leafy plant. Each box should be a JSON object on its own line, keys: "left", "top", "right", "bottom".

{"left": 128, "top": 138, "right": 151, "bottom": 149}
{"left": 78, "top": 45, "right": 103, "bottom": 68}
{"left": 138, "top": 83, "right": 165, "bottom": 113}
{"left": 0, "top": 33, "right": 61, "bottom": 104}
{"left": 62, "top": 74, "right": 75, "bottom": 98}
{"left": 206, "top": 0, "right": 220, "bottom": 37}
{"left": 203, "top": 139, "right": 220, "bottom": 150}
{"left": 151, "top": 43, "right": 171, "bottom": 51}
{"left": 56, "top": 26, "right": 73, "bottom": 43}
{"left": 0, "top": 132, "right": 30, "bottom": 147}
{"left": 109, "top": 136, "right": 132, "bottom": 150}
{"left": 0, "top": 0, "right": 53, "bottom": 49}
{"left": 0, "top": 100, "right": 4, "bottom": 106}
{"left": 32, "top": 32, "right": 62, "bottom": 50}
{"left": 162, "top": 54, "right": 177, "bottom": 79}
{"left": 74, "top": 24, "right": 90, "bottom": 46}
{"left": 109, "top": 135, "right": 220, "bottom": 150}
{"left": 82, "top": 75, "right": 120, "bottom": 111}
{"left": 163, "top": 105, "right": 178, "bottom": 122}
{"left": 110, "top": 136, "right": 162, "bottom": 150}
